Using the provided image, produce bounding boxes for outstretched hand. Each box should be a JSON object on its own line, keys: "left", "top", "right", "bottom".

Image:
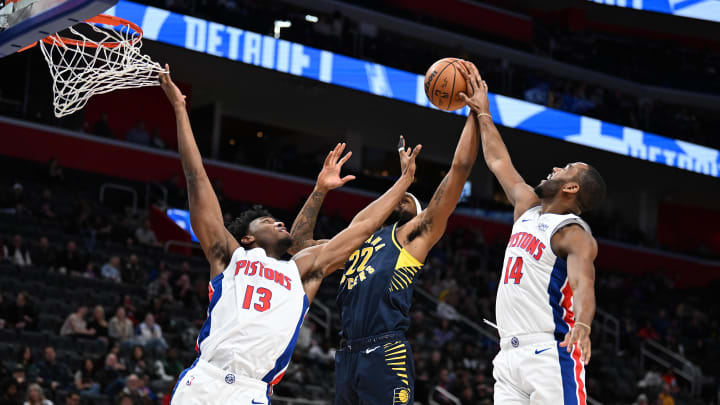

{"left": 159, "top": 64, "right": 186, "bottom": 108}
{"left": 398, "top": 136, "right": 422, "bottom": 179}
{"left": 456, "top": 61, "right": 490, "bottom": 116}
{"left": 559, "top": 324, "right": 592, "bottom": 365}
{"left": 316, "top": 143, "right": 355, "bottom": 192}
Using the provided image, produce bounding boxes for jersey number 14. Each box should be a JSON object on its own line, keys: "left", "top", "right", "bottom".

{"left": 503, "top": 257, "right": 524, "bottom": 284}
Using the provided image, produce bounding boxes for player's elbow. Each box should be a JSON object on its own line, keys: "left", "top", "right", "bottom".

{"left": 450, "top": 161, "right": 473, "bottom": 176}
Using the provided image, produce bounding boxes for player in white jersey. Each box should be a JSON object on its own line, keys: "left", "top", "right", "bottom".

{"left": 458, "top": 62, "right": 606, "bottom": 404}
{"left": 158, "top": 66, "right": 422, "bottom": 405}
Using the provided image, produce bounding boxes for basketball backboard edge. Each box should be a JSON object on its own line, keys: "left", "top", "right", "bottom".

{"left": 0, "top": 0, "right": 118, "bottom": 58}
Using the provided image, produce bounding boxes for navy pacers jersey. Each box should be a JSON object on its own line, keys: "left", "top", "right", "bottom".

{"left": 336, "top": 223, "right": 424, "bottom": 340}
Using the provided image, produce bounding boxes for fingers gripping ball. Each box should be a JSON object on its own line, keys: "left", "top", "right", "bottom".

{"left": 423, "top": 58, "right": 467, "bottom": 111}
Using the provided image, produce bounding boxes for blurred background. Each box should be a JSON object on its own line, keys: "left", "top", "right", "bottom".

{"left": 0, "top": 0, "right": 719, "bottom": 404}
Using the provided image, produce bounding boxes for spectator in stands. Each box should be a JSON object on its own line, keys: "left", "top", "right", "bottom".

{"left": 59, "top": 306, "right": 96, "bottom": 338}
{"left": 73, "top": 358, "right": 99, "bottom": 395}
{"left": 15, "top": 347, "right": 34, "bottom": 374}
{"left": 88, "top": 305, "right": 108, "bottom": 340}
{"left": 657, "top": 382, "right": 675, "bottom": 405}
{"left": 117, "top": 374, "right": 151, "bottom": 405}
{"left": 1, "top": 377, "right": 21, "bottom": 405}
{"left": 96, "top": 353, "right": 126, "bottom": 397}
{"left": 4, "top": 235, "right": 31, "bottom": 267}
{"left": 90, "top": 214, "right": 113, "bottom": 242}
{"left": 24, "top": 382, "right": 52, "bottom": 405}
{"left": 108, "top": 307, "right": 134, "bottom": 343}
{"left": 55, "top": 241, "right": 84, "bottom": 274}
{"left": 125, "top": 121, "right": 150, "bottom": 146}
{"left": 11, "top": 365, "right": 27, "bottom": 401}
{"left": 8, "top": 292, "right": 37, "bottom": 330}
{"left": 159, "top": 348, "right": 183, "bottom": 381}
{"left": 7, "top": 183, "right": 31, "bottom": 216}
{"left": 47, "top": 159, "right": 64, "bottom": 184}
{"left": 637, "top": 320, "right": 660, "bottom": 341}
{"left": 101, "top": 256, "right": 122, "bottom": 283}
{"left": 173, "top": 274, "right": 195, "bottom": 308}
{"left": 135, "top": 219, "right": 160, "bottom": 247}
{"left": 147, "top": 270, "right": 172, "bottom": 302}
{"left": 0, "top": 240, "right": 8, "bottom": 262}
{"left": 432, "top": 319, "right": 455, "bottom": 348}
{"left": 137, "top": 313, "right": 167, "bottom": 354}
{"left": 92, "top": 112, "right": 112, "bottom": 138}
{"left": 0, "top": 290, "right": 8, "bottom": 329}
{"left": 31, "top": 237, "right": 55, "bottom": 270}
{"left": 122, "top": 255, "right": 144, "bottom": 285}
{"left": 36, "top": 189, "right": 56, "bottom": 219}
{"left": 120, "top": 295, "right": 138, "bottom": 324}
{"left": 64, "top": 391, "right": 80, "bottom": 405}
{"left": 127, "top": 346, "right": 151, "bottom": 378}
{"left": 32, "top": 346, "right": 71, "bottom": 392}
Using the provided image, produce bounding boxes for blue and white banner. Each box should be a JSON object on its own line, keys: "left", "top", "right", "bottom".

{"left": 588, "top": 0, "right": 720, "bottom": 24}
{"left": 105, "top": 1, "right": 719, "bottom": 178}
{"left": 166, "top": 208, "right": 199, "bottom": 242}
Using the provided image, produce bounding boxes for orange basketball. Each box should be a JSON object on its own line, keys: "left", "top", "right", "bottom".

{"left": 423, "top": 57, "right": 467, "bottom": 111}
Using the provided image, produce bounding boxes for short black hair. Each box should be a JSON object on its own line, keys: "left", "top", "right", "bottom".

{"left": 227, "top": 205, "right": 272, "bottom": 247}
{"left": 575, "top": 164, "right": 606, "bottom": 213}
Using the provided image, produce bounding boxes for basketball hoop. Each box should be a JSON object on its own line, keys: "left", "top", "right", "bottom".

{"left": 30, "top": 14, "right": 165, "bottom": 117}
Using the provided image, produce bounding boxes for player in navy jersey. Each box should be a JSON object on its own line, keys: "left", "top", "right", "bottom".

{"left": 459, "top": 61, "right": 606, "bottom": 404}
{"left": 289, "top": 61, "right": 485, "bottom": 405}
{"left": 159, "top": 66, "right": 422, "bottom": 405}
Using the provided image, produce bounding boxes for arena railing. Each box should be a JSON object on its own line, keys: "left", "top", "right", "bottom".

{"left": 428, "top": 385, "right": 461, "bottom": 405}
{"left": 307, "top": 299, "right": 332, "bottom": 338}
{"left": 99, "top": 182, "right": 138, "bottom": 213}
{"left": 278, "top": 0, "right": 720, "bottom": 111}
{"left": 640, "top": 339, "right": 703, "bottom": 396}
{"left": 414, "top": 287, "right": 498, "bottom": 343}
{"left": 594, "top": 308, "right": 620, "bottom": 353}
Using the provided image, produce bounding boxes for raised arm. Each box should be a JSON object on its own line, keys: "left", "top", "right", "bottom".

{"left": 293, "top": 145, "right": 421, "bottom": 302}
{"left": 160, "top": 66, "right": 238, "bottom": 278}
{"left": 288, "top": 143, "right": 355, "bottom": 255}
{"left": 398, "top": 82, "right": 479, "bottom": 261}
{"left": 554, "top": 224, "right": 598, "bottom": 366}
{"left": 459, "top": 62, "right": 539, "bottom": 221}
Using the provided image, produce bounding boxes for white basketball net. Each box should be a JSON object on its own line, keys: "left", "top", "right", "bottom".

{"left": 38, "top": 17, "right": 165, "bottom": 117}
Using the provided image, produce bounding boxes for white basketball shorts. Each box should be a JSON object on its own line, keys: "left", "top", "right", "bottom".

{"left": 493, "top": 332, "right": 587, "bottom": 405}
{"left": 171, "top": 359, "right": 270, "bottom": 405}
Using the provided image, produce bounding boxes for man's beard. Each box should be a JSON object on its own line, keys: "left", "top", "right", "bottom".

{"left": 384, "top": 209, "right": 415, "bottom": 227}
{"left": 534, "top": 179, "right": 563, "bottom": 199}
{"left": 277, "top": 234, "right": 293, "bottom": 252}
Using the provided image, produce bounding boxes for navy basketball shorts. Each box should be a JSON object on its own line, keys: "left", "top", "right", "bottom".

{"left": 335, "top": 332, "right": 415, "bottom": 405}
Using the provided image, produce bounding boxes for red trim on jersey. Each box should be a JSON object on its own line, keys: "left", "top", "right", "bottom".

{"left": 571, "top": 344, "right": 587, "bottom": 405}
{"left": 269, "top": 370, "right": 286, "bottom": 393}
{"left": 560, "top": 281, "right": 575, "bottom": 328}
{"left": 196, "top": 282, "right": 216, "bottom": 353}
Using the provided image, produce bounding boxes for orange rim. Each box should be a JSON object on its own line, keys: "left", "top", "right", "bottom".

{"left": 40, "top": 14, "right": 143, "bottom": 48}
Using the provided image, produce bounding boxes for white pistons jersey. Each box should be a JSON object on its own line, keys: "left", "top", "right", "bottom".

{"left": 495, "top": 206, "right": 591, "bottom": 340}
{"left": 193, "top": 246, "right": 308, "bottom": 387}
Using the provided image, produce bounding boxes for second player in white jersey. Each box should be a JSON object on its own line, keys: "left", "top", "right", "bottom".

{"left": 457, "top": 61, "right": 605, "bottom": 404}
{"left": 496, "top": 206, "right": 591, "bottom": 339}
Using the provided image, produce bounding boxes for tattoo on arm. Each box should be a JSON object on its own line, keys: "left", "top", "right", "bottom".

{"left": 431, "top": 177, "right": 449, "bottom": 205}
{"left": 407, "top": 177, "right": 449, "bottom": 243}
{"left": 290, "top": 191, "right": 325, "bottom": 252}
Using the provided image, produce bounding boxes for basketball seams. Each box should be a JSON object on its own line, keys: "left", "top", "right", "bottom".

{"left": 429, "top": 58, "right": 459, "bottom": 108}
{"left": 447, "top": 63, "right": 457, "bottom": 110}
